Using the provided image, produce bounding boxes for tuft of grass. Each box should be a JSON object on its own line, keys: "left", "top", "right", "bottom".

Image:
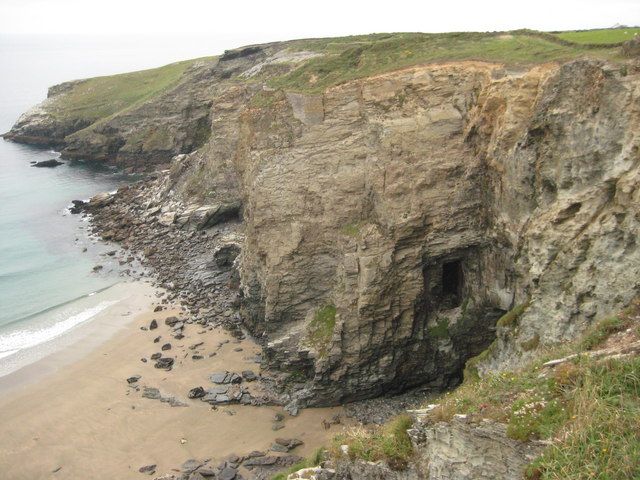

{"left": 428, "top": 317, "right": 450, "bottom": 340}
{"left": 521, "top": 333, "right": 541, "bottom": 352}
{"left": 271, "top": 448, "right": 326, "bottom": 480}
{"left": 553, "top": 28, "right": 640, "bottom": 45}
{"left": 422, "top": 301, "right": 640, "bottom": 478}
{"left": 332, "top": 415, "right": 414, "bottom": 471}
{"left": 340, "top": 222, "right": 363, "bottom": 237}
{"left": 462, "top": 340, "right": 497, "bottom": 383}
{"left": 526, "top": 357, "right": 640, "bottom": 480}
{"left": 580, "top": 316, "right": 627, "bottom": 351}
{"left": 307, "top": 305, "right": 337, "bottom": 356}
{"left": 496, "top": 302, "right": 530, "bottom": 329}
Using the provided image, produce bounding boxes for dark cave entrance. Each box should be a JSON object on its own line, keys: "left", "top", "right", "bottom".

{"left": 442, "top": 260, "right": 463, "bottom": 307}
{"left": 422, "top": 258, "right": 465, "bottom": 312}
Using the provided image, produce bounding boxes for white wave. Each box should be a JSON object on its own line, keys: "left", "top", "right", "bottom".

{"left": 0, "top": 349, "right": 19, "bottom": 360}
{"left": 0, "top": 300, "right": 118, "bottom": 358}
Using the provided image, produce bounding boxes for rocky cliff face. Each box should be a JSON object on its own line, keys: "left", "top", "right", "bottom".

{"left": 6, "top": 39, "right": 640, "bottom": 408}
{"left": 179, "top": 58, "right": 639, "bottom": 408}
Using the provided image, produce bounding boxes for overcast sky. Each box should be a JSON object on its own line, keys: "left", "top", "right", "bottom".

{"left": 1, "top": 0, "right": 639, "bottom": 39}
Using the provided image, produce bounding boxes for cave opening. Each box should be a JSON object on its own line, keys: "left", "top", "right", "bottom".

{"left": 442, "top": 260, "right": 463, "bottom": 308}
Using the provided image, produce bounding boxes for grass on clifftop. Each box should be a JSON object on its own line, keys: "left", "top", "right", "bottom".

{"left": 332, "top": 415, "right": 415, "bottom": 471}
{"left": 553, "top": 28, "right": 640, "bottom": 45}
{"left": 306, "top": 304, "right": 337, "bottom": 356}
{"left": 424, "top": 299, "right": 640, "bottom": 480}
{"left": 266, "top": 30, "right": 622, "bottom": 93}
{"left": 47, "top": 58, "right": 208, "bottom": 125}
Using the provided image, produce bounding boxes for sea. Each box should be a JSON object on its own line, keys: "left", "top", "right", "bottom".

{"left": 0, "top": 34, "right": 240, "bottom": 377}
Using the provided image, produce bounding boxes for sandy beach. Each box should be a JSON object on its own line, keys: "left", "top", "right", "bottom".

{"left": 0, "top": 280, "right": 345, "bottom": 479}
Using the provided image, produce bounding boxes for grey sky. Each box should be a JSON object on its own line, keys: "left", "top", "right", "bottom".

{"left": 1, "top": 0, "right": 639, "bottom": 37}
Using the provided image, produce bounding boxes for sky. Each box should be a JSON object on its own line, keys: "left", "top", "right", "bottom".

{"left": 0, "top": 0, "right": 639, "bottom": 40}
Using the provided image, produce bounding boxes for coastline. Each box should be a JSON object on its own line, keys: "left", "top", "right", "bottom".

{"left": 0, "top": 277, "right": 346, "bottom": 479}
{"left": 0, "top": 280, "right": 158, "bottom": 395}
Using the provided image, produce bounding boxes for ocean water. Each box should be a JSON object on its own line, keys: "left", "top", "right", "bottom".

{"left": 0, "top": 34, "right": 234, "bottom": 376}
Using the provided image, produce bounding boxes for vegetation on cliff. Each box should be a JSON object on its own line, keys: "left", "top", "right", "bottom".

{"left": 424, "top": 299, "right": 640, "bottom": 479}
{"left": 266, "top": 30, "right": 624, "bottom": 92}
{"left": 553, "top": 27, "right": 640, "bottom": 45}
{"left": 47, "top": 58, "right": 206, "bottom": 127}
{"left": 324, "top": 300, "right": 639, "bottom": 478}
{"left": 331, "top": 415, "right": 415, "bottom": 471}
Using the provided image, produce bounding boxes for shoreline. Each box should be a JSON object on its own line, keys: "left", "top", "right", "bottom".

{"left": 0, "top": 280, "right": 158, "bottom": 396}
{"left": 0, "top": 277, "right": 346, "bottom": 479}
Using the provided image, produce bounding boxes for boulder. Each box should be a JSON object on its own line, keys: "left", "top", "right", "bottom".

{"left": 32, "top": 159, "right": 63, "bottom": 168}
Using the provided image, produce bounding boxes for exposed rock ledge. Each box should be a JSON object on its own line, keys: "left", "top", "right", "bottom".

{"left": 288, "top": 416, "right": 543, "bottom": 480}
{"left": 11, "top": 40, "right": 640, "bottom": 411}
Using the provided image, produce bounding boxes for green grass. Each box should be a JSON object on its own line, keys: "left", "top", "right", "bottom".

{"left": 496, "top": 302, "right": 530, "bottom": 329}
{"left": 428, "top": 317, "right": 450, "bottom": 339}
{"left": 422, "top": 300, "right": 640, "bottom": 479}
{"left": 340, "top": 222, "right": 363, "bottom": 237}
{"left": 554, "top": 28, "right": 640, "bottom": 45}
{"left": 265, "top": 31, "right": 619, "bottom": 93}
{"left": 526, "top": 358, "right": 640, "bottom": 480}
{"left": 580, "top": 315, "right": 628, "bottom": 351}
{"left": 271, "top": 448, "right": 325, "bottom": 480}
{"left": 48, "top": 58, "right": 209, "bottom": 126}
{"left": 307, "top": 304, "right": 337, "bottom": 356}
{"left": 332, "top": 415, "right": 414, "bottom": 471}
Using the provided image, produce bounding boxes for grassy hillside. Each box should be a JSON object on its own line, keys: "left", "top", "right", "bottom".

{"left": 265, "top": 30, "right": 623, "bottom": 92}
{"left": 46, "top": 57, "right": 211, "bottom": 125}
{"left": 554, "top": 28, "right": 640, "bottom": 45}
{"left": 329, "top": 299, "right": 640, "bottom": 479}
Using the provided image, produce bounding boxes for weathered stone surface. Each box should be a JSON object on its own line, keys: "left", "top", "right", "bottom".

{"left": 20, "top": 40, "right": 639, "bottom": 411}
{"left": 168, "top": 58, "right": 640, "bottom": 406}
{"left": 410, "top": 416, "right": 544, "bottom": 480}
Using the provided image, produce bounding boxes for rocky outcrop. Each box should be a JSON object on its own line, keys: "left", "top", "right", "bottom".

{"left": 64, "top": 55, "right": 638, "bottom": 408}
{"left": 12, "top": 35, "right": 640, "bottom": 408}
{"left": 165, "top": 58, "right": 639, "bottom": 407}
{"left": 318, "top": 415, "right": 543, "bottom": 480}
{"left": 409, "top": 416, "right": 544, "bottom": 479}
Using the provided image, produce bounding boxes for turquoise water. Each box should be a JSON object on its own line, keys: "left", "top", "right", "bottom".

{"left": 0, "top": 34, "right": 229, "bottom": 371}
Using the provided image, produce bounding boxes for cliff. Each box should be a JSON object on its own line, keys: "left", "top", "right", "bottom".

{"left": 5, "top": 31, "right": 639, "bottom": 408}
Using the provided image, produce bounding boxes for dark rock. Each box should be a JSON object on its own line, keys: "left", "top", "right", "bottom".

{"left": 32, "top": 159, "right": 63, "bottom": 168}
{"left": 241, "top": 370, "right": 257, "bottom": 382}
{"left": 142, "top": 387, "right": 161, "bottom": 400}
{"left": 181, "top": 458, "right": 203, "bottom": 473}
{"left": 243, "top": 456, "right": 278, "bottom": 467}
{"left": 161, "top": 343, "right": 172, "bottom": 351}
{"left": 188, "top": 386, "right": 206, "bottom": 399}
{"left": 149, "top": 319, "right": 158, "bottom": 330}
{"left": 138, "top": 464, "right": 156, "bottom": 474}
{"left": 92, "top": 265, "right": 103, "bottom": 272}
{"left": 192, "top": 354, "right": 204, "bottom": 360}
{"left": 150, "top": 352, "right": 162, "bottom": 360}
{"left": 270, "top": 443, "right": 289, "bottom": 453}
{"left": 220, "top": 46, "right": 262, "bottom": 61}
{"left": 153, "top": 305, "right": 163, "bottom": 312}
{"left": 126, "top": 375, "right": 141, "bottom": 384}
{"left": 197, "top": 466, "right": 218, "bottom": 477}
{"left": 165, "top": 316, "right": 180, "bottom": 326}
{"left": 153, "top": 336, "right": 161, "bottom": 343}
{"left": 218, "top": 466, "right": 237, "bottom": 480}
{"left": 154, "top": 357, "right": 174, "bottom": 369}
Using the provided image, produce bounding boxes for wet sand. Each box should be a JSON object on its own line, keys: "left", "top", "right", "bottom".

{"left": 0, "top": 281, "right": 345, "bottom": 479}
